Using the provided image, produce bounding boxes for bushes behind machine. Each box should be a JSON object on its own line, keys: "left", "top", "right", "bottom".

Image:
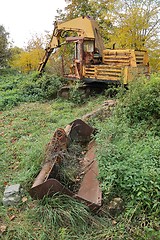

{"left": 35, "top": 73, "right": 64, "bottom": 99}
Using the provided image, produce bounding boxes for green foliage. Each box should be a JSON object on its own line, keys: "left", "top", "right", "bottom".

{"left": 108, "top": 0, "right": 160, "bottom": 49}
{"left": 117, "top": 74, "right": 160, "bottom": 132}
{"left": 69, "top": 81, "right": 87, "bottom": 104}
{"left": 149, "top": 48, "right": 160, "bottom": 72}
{"left": 0, "top": 71, "right": 64, "bottom": 110}
{"left": 38, "top": 73, "right": 64, "bottom": 99}
{"left": 9, "top": 34, "right": 46, "bottom": 73}
{"left": 64, "top": 0, "right": 93, "bottom": 19}
{"left": 96, "top": 74, "right": 160, "bottom": 219}
{"left": 0, "top": 71, "right": 22, "bottom": 110}
{"left": 97, "top": 122, "right": 160, "bottom": 211}
{"left": 104, "top": 85, "right": 120, "bottom": 98}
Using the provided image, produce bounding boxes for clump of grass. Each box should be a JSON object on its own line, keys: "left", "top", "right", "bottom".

{"left": 35, "top": 195, "right": 96, "bottom": 229}
{"left": 57, "top": 141, "right": 85, "bottom": 192}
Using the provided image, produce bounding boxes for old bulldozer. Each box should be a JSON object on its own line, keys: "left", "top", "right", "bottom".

{"left": 38, "top": 16, "right": 150, "bottom": 86}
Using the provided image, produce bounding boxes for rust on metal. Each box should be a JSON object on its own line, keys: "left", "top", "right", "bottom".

{"left": 29, "top": 128, "right": 68, "bottom": 198}
{"left": 30, "top": 179, "right": 74, "bottom": 199}
{"left": 66, "top": 119, "right": 94, "bottom": 142}
{"left": 29, "top": 119, "right": 102, "bottom": 209}
{"left": 76, "top": 140, "right": 102, "bottom": 209}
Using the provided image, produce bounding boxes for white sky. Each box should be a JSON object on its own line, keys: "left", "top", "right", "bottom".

{"left": 0, "top": 0, "right": 66, "bottom": 48}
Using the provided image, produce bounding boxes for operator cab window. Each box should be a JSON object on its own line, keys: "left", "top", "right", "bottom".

{"left": 83, "top": 41, "right": 94, "bottom": 52}
{"left": 75, "top": 42, "right": 81, "bottom": 60}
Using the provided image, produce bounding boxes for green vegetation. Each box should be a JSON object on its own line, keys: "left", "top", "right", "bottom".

{"left": 96, "top": 74, "right": 160, "bottom": 218}
{"left": 0, "top": 70, "right": 64, "bottom": 110}
{"left": 1, "top": 73, "right": 160, "bottom": 239}
{"left": 1, "top": 0, "right": 160, "bottom": 238}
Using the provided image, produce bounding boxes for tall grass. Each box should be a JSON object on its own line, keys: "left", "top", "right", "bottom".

{"left": 96, "top": 74, "right": 160, "bottom": 220}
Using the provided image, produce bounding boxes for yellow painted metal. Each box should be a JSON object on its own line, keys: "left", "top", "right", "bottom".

{"left": 84, "top": 49, "right": 149, "bottom": 84}
{"left": 50, "top": 16, "right": 105, "bottom": 56}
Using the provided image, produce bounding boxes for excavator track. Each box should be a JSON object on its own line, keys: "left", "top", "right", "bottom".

{"left": 58, "top": 80, "right": 119, "bottom": 99}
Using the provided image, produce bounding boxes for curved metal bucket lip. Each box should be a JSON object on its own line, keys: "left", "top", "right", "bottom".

{"left": 29, "top": 178, "right": 74, "bottom": 199}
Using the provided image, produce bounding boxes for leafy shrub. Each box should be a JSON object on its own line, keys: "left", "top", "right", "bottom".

{"left": 117, "top": 74, "right": 160, "bottom": 132}
{"left": 38, "top": 74, "right": 64, "bottom": 99}
{"left": 104, "top": 84, "right": 120, "bottom": 98}
{"left": 0, "top": 72, "right": 23, "bottom": 109}
{"left": 69, "top": 81, "right": 87, "bottom": 105}
{"left": 0, "top": 71, "right": 64, "bottom": 110}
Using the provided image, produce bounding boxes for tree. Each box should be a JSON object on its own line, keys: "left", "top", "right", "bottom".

{"left": 108, "top": 0, "right": 160, "bottom": 50}
{"left": 56, "top": 0, "right": 115, "bottom": 43}
{"left": 0, "top": 25, "right": 10, "bottom": 67}
{"left": 106, "top": 0, "right": 160, "bottom": 71}
{"left": 63, "top": 0, "right": 114, "bottom": 20}
{"left": 64, "top": 0, "right": 93, "bottom": 19}
{"left": 10, "top": 34, "right": 45, "bottom": 72}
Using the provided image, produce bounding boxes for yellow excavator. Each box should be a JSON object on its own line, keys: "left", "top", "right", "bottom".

{"left": 38, "top": 16, "right": 150, "bottom": 85}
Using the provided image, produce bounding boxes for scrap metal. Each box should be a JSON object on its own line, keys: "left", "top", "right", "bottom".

{"left": 29, "top": 119, "right": 102, "bottom": 209}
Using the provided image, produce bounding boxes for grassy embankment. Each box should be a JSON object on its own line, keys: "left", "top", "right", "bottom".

{"left": 0, "top": 71, "right": 160, "bottom": 239}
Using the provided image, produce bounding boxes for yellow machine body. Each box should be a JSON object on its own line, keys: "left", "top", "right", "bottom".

{"left": 38, "top": 16, "right": 150, "bottom": 84}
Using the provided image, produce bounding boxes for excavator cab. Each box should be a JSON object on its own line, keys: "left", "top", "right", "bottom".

{"left": 65, "top": 36, "right": 102, "bottom": 79}
{"left": 38, "top": 16, "right": 105, "bottom": 76}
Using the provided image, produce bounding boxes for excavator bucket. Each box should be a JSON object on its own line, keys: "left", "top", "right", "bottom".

{"left": 29, "top": 119, "right": 102, "bottom": 209}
